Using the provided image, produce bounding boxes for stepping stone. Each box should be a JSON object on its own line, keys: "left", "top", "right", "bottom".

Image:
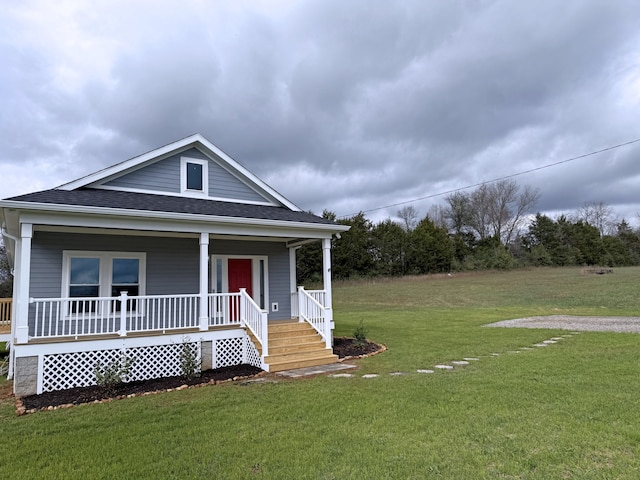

{"left": 507, "top": 351, "right": 521, "bottom": 354}
{"left": 417, "top": 369, "right": 434, "bottom": 374}
{"left": 520, "top": 347, "right": 533, "bottom": 350}
{"left": 331, "top": 373, "right": 354, "bottom": 378}
{"left": 551, "top": 337, "right": 563, "bottom": 341}
{"left": 561, "top": 334, "right": 573, "bottom": 338}
{"left": 451, "top": 360, "right": 469, "bottom": 365}
{"left": 533, "top": 343, "right": 548, "bottom": 347}
{"left": 390, "top": 372, "right": 406, "bottom": 376}
{"left": 362, "top": 374, "right": 379, "bottom": 379}
{"left": 434, "top": 365, "right": 454, "bottom": 370}
{"left": 543, "top": 340, "right": 557, "bottom": 344}
{"left": 491, "top": 353, "right": 501, "bottom": 356}
{"left": 463, "top": 357, "right": 479, "bottom": 361}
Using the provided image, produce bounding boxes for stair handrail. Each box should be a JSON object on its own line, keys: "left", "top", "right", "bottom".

{"left": 297, "top": 287, "right": 331, "bottom": 348}
{"left": 239, "top": 288, "right": 269, "bottom": 357}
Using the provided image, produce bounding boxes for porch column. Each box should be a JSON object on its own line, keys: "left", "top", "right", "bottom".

{"left": 15, "top": 223, "right": 32, "bottom": 344}
{"left": 322, "top": 238, "right": 332, "bottom": 309}
{"left": 289, "top": 246, "right": 300, "bottom": 318}
{"left": 198, "top": 233, "right": 209, "bottom": 331}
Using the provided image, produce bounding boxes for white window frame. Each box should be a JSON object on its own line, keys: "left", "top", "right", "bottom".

{"left": 210, "top": 255, "right": 269, "bottom": 310}
{"left": 62, "top": 251, "right": 147, "bottom": 314}
{"left": 180, "top": 157, "right": 209, "bottom": 196}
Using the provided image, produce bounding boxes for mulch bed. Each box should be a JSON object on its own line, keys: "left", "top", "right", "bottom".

{"left": 16, "top": 337, "right": 383, "bottom": 414}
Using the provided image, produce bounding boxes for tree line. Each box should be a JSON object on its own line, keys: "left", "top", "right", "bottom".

{"left": 298, "top": 179, "right": 640, "bottom": 283}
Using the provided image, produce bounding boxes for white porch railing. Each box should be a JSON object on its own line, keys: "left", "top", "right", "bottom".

{"left": 239, "top": 288, "right": 269, "bottom": 357}
{"left": 208, "top": 292, "right": 242, "bottom": 326}
{"left": 30, "top": 293, "right": 201, "bottom": 339}
{"left": 297, "top": 286, "right": 331, "bottom": 348}
{"left": 0, "top": 298, "right": 11, "bottom": 334}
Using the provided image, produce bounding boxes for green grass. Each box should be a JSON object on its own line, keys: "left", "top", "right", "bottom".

{"left": 2, "top": 267, "right": 640, "bottom": 479}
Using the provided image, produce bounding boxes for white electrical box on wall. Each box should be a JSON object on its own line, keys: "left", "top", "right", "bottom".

{"left": 272, "top": 302, "right": 279, "bottom": 312}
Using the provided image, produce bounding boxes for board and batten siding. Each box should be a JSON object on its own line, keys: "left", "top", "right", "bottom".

{"left": 104, "top": 147, "right": 268, "bottom": 203}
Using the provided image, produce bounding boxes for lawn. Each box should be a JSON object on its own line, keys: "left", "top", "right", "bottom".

{"left": 2, "top": 267, "right": 640, "bottom": 479}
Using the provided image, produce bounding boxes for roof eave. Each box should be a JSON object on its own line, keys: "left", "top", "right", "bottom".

{"left": 0, "top": 199, "right": 350, "bottom": 234}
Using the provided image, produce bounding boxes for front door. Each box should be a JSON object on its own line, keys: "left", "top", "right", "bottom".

{"left": 227, "top": 259, "right": 252, "bottom": 321}
{"left": 228, "top": 258, "right": 253, "bottom": 296}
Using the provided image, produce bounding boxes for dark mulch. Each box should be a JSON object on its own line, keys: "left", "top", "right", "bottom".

{"left": 18, "top": 337, "right": 382, "bottom": 412}
{"left": 21, "top": 364, "right": 262, "bottom": 411}
{"left": 333, "top": 337, "right": 381, "bottom": 358}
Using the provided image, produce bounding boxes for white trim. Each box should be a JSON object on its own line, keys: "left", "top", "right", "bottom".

{"left": 61, "top": 251, "right": 147, "bottom": 300}
{"left": 56, "top": 134, "right": 302, "bottom": 211}
{"left": 211, "top": 255, "right": 269, "bottom": 311}
{"left": 0, "top": 200, "right": 349, "bottom": 235}
{"left": 92, "top": 185, "right": 279, "bottom": 207}
{"left": 180, "top": 157, "right": 209, "bottom": 196}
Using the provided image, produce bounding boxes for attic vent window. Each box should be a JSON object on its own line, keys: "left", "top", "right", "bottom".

{"left": 181, "top": 157, "right": 208, "bottom": 195}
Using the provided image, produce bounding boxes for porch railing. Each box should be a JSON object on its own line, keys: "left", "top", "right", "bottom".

{"left": 30, "top": 293, "right": 201, "bottom": 339}
{"left": 28, "top": 292, "right": 270, "bottom": 342}
{"left": 298, "top": 287, "right": 331, "bottom": 348}
{"left": 208, "top": 293, "right": 241, "bottom": 326}
{"left": 0, "top": 298, "right": 11, "bottom": 334}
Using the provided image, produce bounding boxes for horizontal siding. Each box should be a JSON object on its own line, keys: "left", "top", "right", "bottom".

{"left": 30, "top": 232, "right": 200, "bottom": 299}
{"left": 104, "top": 147, "right": 269, "bottom": 203}
{"left": 29, "top": 233, "right": 292, "bottom": 324}
{"left": 209, "top": 240, "right": 291, "bottom": 320}
{"left": 105, "top": 156, "right": 180, "bottom": 193}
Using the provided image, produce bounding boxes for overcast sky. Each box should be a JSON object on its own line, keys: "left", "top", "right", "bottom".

{"left": 3, "top": 1, "right": 640, "bottom": 226}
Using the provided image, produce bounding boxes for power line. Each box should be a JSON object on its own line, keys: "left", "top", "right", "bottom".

{"left": 338, "top": 137, "right": 640, "bottom": 218}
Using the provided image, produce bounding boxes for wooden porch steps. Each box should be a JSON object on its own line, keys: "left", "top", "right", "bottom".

{"left": 248, "top": 320, "right": 338, "bottom": 372}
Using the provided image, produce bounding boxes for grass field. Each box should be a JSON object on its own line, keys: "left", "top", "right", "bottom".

{"left": 2, "top": 267, "right": 640, "bottom": 479}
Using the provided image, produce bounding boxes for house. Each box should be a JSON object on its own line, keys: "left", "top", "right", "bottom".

{"left": 0, "top": 134, "right": 349, "bottom": 396}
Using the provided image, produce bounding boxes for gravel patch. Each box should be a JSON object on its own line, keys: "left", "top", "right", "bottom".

{"left": 486, "top": 315, "right": 640, "bottom": 333}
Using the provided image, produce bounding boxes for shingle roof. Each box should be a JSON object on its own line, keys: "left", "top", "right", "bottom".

{"left": 5, "top": 188, "right": 337, "bottom": 225}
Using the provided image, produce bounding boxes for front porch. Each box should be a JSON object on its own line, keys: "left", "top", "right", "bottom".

{"left": 12, "top": 286, "right": 337, "bottom": 395}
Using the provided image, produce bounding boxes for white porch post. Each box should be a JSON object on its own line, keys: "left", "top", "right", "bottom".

{"left": 322, "top": 238, "right": 332, "bottom": 309}
{"left": 198, "top": 233, "right": 209, "bottom": 331}
{"left": 15, "top": 223, "right": 32, "bottom": 344}
{"left": 322, "top": 238, "right": 333, "bottom": 348}
{"left": 289, "top": 246, "right": 299, "bottom": 319}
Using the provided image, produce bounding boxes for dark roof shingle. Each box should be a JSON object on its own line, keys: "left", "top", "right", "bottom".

{"left": 5, "top": 189, "right": 336, "bottom": 225}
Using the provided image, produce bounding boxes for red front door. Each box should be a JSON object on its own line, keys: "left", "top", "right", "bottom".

{"left": 228, "top": 259, "right": 252, "bottom": 296}
{"left": 228, "top": 259, "right": 252, "bottom": 321}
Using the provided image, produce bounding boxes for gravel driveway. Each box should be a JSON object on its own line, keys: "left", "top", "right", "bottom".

{"left": 486, "top": 315, "right": 640, "bottom": 334}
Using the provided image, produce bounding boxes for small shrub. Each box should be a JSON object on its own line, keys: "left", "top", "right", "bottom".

{"left": 95, "top": 355, "right": 134, "bottom": 390}
{"left": 353, "top": 319, "right": 368, "bottom": 346}
{"left": 179, "top": 338, "right": 201, "bottom": 380}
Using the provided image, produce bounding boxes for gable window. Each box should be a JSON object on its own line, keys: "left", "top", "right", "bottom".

{"left": 181, "top": 157, "right": 208, "bottom": 195}
{"left": 63, "top": 252, "right": 146, "bottom": 313}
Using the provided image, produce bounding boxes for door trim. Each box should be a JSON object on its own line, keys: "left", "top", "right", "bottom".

{"left": 211, "top": 255, "right": 269, "bottom": 310}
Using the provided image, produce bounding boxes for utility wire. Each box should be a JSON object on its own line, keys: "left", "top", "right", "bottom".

{"left": 338, "top": 137, "right": 640, "bottom": 218}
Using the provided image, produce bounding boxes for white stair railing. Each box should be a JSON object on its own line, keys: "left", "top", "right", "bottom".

{"left": 297, "top": 287, "right": 332, "bottom": 348}
{"left": 239, "top": 289, "right": 269, "bottom": 357}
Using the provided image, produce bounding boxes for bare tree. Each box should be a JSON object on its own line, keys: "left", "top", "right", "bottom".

{"left": 443, "top": 180, "right": 540, "bottom": 244}
{"left": 427, "top": 204, "right": 448, "bottom": 230}
{"left": 397, "top": 205, "right": 419, "bottom": 231}
{"left": 573, "top": 201, "right": 617, "bottom": 236}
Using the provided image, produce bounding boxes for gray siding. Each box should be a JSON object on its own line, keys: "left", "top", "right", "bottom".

{"left": 210, "top": 240, "right": 291, "bottom": 320}
{"left": 29, "top": 232, "right": 200, "bottom": 299}
{"left": 104, "top": 147, "right": 269, "bottom": 203}
{"left": 29, "top": 232, "right": 292, "bottom": 322}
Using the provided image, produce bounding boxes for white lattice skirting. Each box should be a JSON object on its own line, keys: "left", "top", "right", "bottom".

{"left": 41, "top": 335, "right": 262, "bottom": 393}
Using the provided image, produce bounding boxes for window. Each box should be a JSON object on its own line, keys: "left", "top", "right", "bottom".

{"left": 181, "top": 157, "right": 208, "bottom": 195}
{"left": 63, "top": 252, "right": 146, "bottom": 313}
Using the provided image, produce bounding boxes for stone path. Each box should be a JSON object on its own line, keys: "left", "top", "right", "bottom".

{"left": 309, "top": 332, "right": 580, "bottom": 380}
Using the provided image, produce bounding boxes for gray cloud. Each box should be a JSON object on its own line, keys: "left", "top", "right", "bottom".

{"left": 2, "top": 0, "right": 640, "bottom": 226}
